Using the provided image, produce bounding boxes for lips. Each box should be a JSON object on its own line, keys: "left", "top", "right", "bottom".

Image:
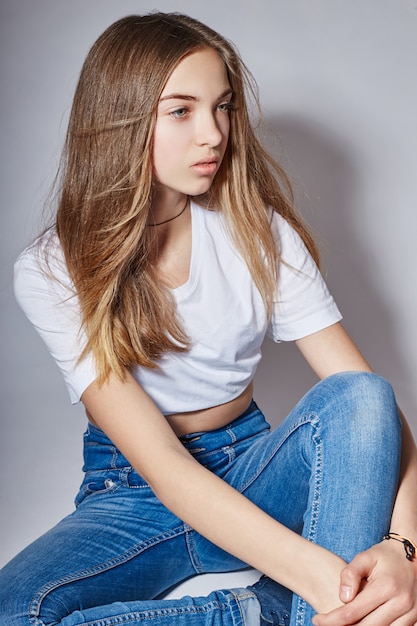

{"left": 191, "top": 157, "right": 219, "bottom": 176}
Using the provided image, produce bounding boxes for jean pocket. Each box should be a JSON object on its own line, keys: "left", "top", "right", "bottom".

{"left": 75, "top": 469, "right": 121, "bottom": 507}
{"left": 125, "top": 467, "right": 152, "bottom": 490}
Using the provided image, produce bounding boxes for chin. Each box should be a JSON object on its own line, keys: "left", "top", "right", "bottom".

{"left": 189, "top": 180, "right": 216, "bottom": 197}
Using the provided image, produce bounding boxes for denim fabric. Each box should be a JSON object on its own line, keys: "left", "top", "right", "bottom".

{"left": 0, "top": 372, "right": 401, "bottom": 625}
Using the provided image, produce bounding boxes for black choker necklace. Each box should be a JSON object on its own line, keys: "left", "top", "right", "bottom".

{"left": 149, "top": 197, "right": 189, "bottom": 226}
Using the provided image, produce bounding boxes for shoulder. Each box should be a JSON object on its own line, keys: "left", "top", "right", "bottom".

{"left": 192, "top": 201, "right": 305, "bottom": 260}
{"left": 15, "top": 228, "right": 60, "bottom": 270}
{"left": 269, "top": 210, "right": 302, "bottom": 243}
{"left": 266, "top": 210, "right": 314, "bottom": 271}
{"left": 14, "top": 229, "right": 74, "bottom": 308}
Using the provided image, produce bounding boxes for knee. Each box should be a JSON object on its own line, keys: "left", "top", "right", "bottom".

{"left": 332, "top": 370, "right": 395, "bottom": 404}
{"left": 316, "top": 371, "right": 401, "bottom": 442}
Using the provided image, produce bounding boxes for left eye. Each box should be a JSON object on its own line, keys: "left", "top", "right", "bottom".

{"left": 217, "top": 102, "right": 233, "bottom": 113}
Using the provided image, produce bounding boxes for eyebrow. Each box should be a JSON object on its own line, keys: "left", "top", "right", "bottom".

{"left": 159, "top": 88, "right": 233, "bottom": 103}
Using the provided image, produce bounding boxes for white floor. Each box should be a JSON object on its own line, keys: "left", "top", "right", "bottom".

{"left": 165, "top": 569, "right": 261, "bottom": 599}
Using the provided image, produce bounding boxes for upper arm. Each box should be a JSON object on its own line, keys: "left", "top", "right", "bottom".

{"left": 296, "top": 322, "right": 373, "bottom": 380}
{"left": 14, "top": 241, "right": 97, "bottom": 403}
{"left": 268, "top": 214, "right": 342, "bottom": 343}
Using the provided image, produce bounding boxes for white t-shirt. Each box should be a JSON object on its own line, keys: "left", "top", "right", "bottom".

{"left": 14, "top": 201, "right": 342, "bottom": 414}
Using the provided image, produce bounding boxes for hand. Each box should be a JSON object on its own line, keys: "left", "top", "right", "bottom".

{"left": 312, "top": 541, "right": 417, "bottom": 625}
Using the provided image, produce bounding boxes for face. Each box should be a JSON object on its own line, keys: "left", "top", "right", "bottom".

{"left": 152, "top": 48, "right": 232, "bottom": 205}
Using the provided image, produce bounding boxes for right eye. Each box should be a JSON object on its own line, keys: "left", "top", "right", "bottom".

{"left": 170, "top": 107, "right": 189, "bottom": 119}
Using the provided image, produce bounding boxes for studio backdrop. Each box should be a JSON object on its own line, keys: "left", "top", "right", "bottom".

{"left": 1, "top": 1, "right": 416, "bottom": 593}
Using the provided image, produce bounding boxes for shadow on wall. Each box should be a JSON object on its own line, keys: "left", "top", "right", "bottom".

{"left": 255, "top": 114, "right": 414, "bottom": 428}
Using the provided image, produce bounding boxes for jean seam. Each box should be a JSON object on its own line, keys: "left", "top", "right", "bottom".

{"left": 71, "top": 599, "right": 242, "bottom": 626}
{"left": 294, "top": 414, "right": 322, "bottom": 626}
{"left": 24, "top": 595, "right": 249, "bottom": 626}
{"left": 305, "top": 415, "right": 322, "bottom": 542}
{"left": 28, "top": 524, "right": 189, "bottom": 621}
{"left": 229, "top": 589, "right": 256, "bottom": 626}
{"left": 237, "top": 414, "right": 317, "bottom": 494}
{"left": 184, "top": 526, "right": 204, "bottom": 574}
{"left": 225, "top": 427, "right": 237, "bottom": 444}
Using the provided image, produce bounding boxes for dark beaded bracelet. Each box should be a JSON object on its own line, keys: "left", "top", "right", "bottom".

{"left": 383, "top": 532, "right": 416, "bottom": 561}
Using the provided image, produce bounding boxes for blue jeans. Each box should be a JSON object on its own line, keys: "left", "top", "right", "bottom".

{"left": 0, "top": 372, "right": 401, "bottom": 625}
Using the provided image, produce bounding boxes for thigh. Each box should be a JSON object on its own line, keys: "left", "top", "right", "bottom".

{"left": 0, "top": 472, "right": 197, "bottom": 624}
{"left": 186, "top": 403, "right": 311, "bottom": 572}
{"left": 224, "top": 372, "right": 400, "bottom": 540}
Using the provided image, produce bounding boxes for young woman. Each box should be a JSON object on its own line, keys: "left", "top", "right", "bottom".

{"left": 1, "top": 12, "right": 416, "bottom": 626}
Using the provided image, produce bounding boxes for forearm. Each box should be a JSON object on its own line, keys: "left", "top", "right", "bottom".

{"left": 390, "top": 408, "right": 417, "bottom": 541}
{"left": 154, "top": 445, "right": 345, "bottom": 611}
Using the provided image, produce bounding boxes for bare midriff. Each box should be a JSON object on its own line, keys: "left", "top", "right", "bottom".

{"left": 86, "top": 383, "right": 254, "bottom": 437}
{"left": 166, "top": 382, "right": 254, "bottom": 437}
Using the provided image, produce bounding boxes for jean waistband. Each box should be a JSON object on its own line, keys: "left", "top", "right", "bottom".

{"left": 178, "top": 400, "right": 269, "bottom": 451}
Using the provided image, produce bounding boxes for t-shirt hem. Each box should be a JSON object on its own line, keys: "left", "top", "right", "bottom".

{"left": 268, "top": 309, "right": 343, "bottom": 343}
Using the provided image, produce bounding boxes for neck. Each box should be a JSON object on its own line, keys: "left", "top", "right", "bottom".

{"left": 149, "top": 196, "right": 189, "bottom": 227}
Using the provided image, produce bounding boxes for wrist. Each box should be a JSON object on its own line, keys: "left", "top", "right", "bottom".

{"left": 294, "top": 545, "right": 346, "bottom": 613}
{"left": 383, "top": 532, "right": 417, "bottom": 562}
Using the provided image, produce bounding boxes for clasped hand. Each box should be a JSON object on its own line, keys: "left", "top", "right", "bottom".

{"left": 312, "top": 541, "right": 417, "bottom": 626}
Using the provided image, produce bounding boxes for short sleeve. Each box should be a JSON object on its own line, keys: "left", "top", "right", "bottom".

{"left": 267, "top": 214, "right": 342, "bottom": 342}
{"left": 14, "top": 235, "right": 98, "bottom": 404}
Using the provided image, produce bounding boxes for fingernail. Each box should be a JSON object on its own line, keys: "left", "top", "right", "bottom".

{"left": 340, "top": 585, "right": 353, "bottom": 602}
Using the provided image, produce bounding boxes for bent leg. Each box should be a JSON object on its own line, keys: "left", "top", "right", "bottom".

{"left": 273, "top": 372, "right": 400, "bottom": 625}
{"left": 0, "top": 373, "right": 400, "bottom": 625}
{"left": 199, "top": 372, "right": 402, "bottom": 625}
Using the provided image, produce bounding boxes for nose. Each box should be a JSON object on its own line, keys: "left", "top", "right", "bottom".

{"left": 195, "top": 111, "right": 224, "bottom": 147}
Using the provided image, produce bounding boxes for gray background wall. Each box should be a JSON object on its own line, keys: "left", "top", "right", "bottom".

{"left": 1, "top": 0, "right": 416, "bottom": 594}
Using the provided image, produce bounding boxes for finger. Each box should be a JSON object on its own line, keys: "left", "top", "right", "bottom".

{"left": 338, "top": 549, "right": 379, "bottom": 604}
{"left": 339, "top": 565, "right": 365, "bottom": 603}
{"left": 313, "top": 585, "right": 384, "bottom": 626}
{"left": 349, "top": 598, "right": 417, "bottom": 626}
{"left": 314, "top": 594, "right": 416, "bottom": 626}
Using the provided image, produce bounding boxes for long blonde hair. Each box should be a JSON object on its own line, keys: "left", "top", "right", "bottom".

{"left": 52, "top": 12, "right": 319, "bottom": 383}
